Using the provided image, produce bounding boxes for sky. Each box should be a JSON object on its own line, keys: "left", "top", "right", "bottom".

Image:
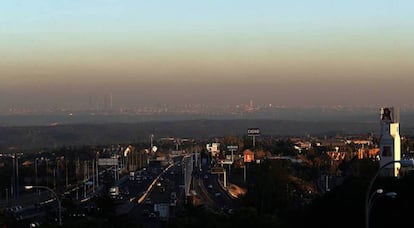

{"left": 1, "top": 0, "right": 414, "bottom": 109}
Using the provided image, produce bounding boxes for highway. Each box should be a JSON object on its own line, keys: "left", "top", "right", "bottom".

{"left": 122, "top": 153, "right": 240, "bottom": 227}
{"left": 125, "top": 156, "right": 185, "bottom": 227}
{"left": 2, "top": 153, "right": 236, "bottom": 227}
{"left": 199, "top": 163, "right": 234, "bottom": 212}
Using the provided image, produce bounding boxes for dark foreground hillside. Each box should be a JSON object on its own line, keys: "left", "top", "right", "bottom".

{"left": 0, "top": 119, "right": 399, "bottom": 151}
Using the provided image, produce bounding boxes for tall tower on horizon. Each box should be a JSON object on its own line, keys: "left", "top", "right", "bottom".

{"left": 103, "top": 93, "right": 113, "bottom": 112}
{"left": 379, "top": 107, "right": 401, "bottom": 177}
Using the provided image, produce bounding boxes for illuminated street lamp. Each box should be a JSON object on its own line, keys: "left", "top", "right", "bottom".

{"left": 365, "top": 160, "right": 414, "bottom": 228}
{"left": 367, "top": 188, "right": 397, "bottom": 228}
{"left": 25, "top": 185, "right": 62, "bottom": 226}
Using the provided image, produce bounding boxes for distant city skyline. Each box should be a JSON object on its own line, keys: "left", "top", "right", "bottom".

{"left": 1, "top": 1, "right": 413, "bottom": 109}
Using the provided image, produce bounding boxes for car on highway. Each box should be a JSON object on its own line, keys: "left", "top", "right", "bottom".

{"left": 144, "top": 198, "right": 153, "bottom": 205}
{"left": 148, "top": 212, "right": 157, "bottom": 218}
{"left": 142, "top": 209, "right": 150, "bottom": 216}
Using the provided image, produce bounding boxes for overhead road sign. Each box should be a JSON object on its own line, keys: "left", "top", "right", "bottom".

{"left": 211, "top": 166, "right": 225, "bottom": 174}
{"left": 98, "top": 158, "right": 118, "bottom": 166}
{"left": 227, "top": 145, "right": 238, "bottom": 151}
{"left": 218, "top": 159, "right": 233, "bottom": 165}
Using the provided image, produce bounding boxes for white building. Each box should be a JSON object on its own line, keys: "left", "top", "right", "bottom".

{"left": 379, "top": 107, "right": 401, "bottom": 177}
{"left": 206, "top": 143, "right": 220, "bottom": 157}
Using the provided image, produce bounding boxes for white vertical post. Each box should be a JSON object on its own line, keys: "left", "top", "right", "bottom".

{"left": 253, "top": 136, "right": 256, "bottom": 148}
{"left": 223, "top": 170, "right": 227, "bottom": 188}
{"left": 230, "top": 149, "right": 234, "bottom": 181}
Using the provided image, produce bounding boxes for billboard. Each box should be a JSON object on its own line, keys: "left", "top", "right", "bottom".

{"left": 247, "top": 128, "right": 260, "bottom": 136}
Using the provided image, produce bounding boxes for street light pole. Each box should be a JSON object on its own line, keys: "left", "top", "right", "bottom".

{"left": 150, "top": 134, "right": 154, "bottom": 153}
{"left": 365, "top": 159, "right": 414, "bottom": 228}
{"left": 96, "top": 159, "right": 99, "bottom": 188}
{"left": 25, "top": 185, "right": 62, "bottom": 226}
{"left": 65, "top": 160, "right": 68, "bottom": 188}
{"left": 367, "top": 188, "right": 383, "bottom": 226}
{"left": 92, "top": 159, "right": 95, "bottom": 193}
{"left": 46, "top": 159, "right": 49, "bottom": 188}
{"left": 35, "top": 158, "right": 38, "bottom": 187}
{"left": 12, "top": 156, "right": 15, "bottom": 198}
{"left": 16, "top": 156, "right": 19, "bottom": 199}
{"left": 367, "top": 188, "right": 397, "bottom": 228}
